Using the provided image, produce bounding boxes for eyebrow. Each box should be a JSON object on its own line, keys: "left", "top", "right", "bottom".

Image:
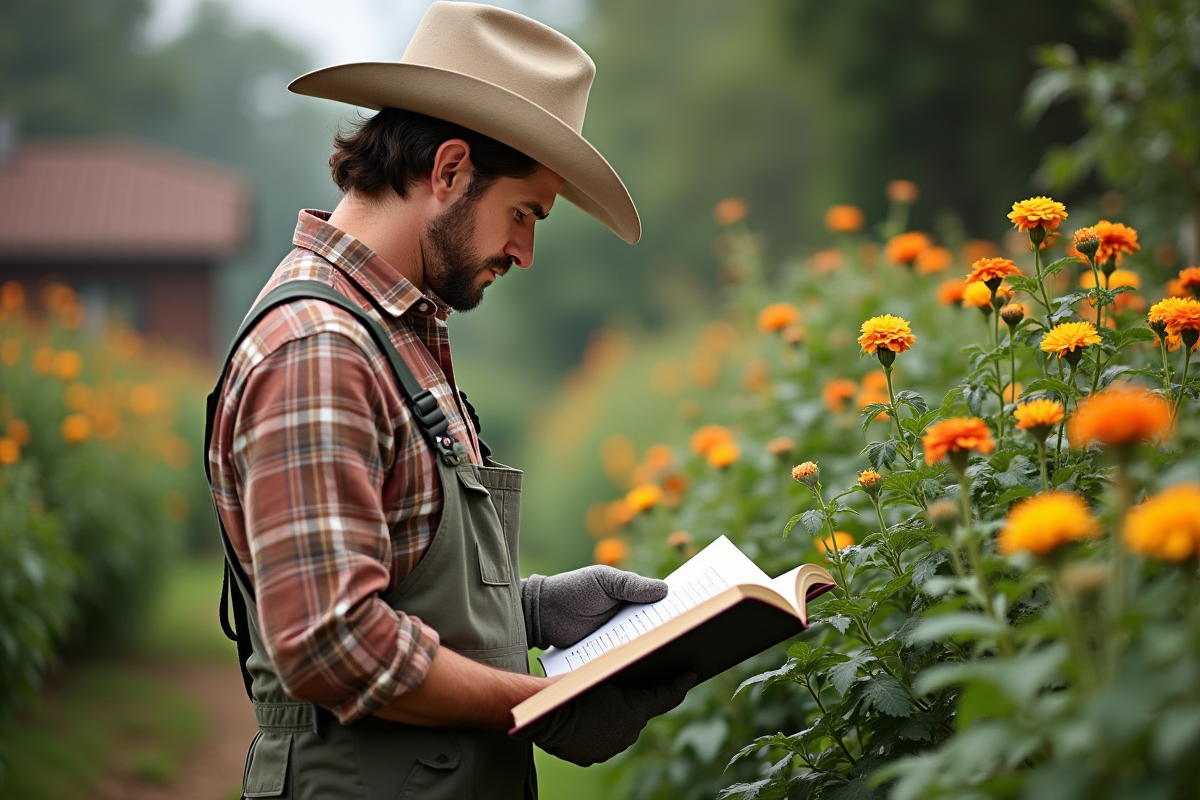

{"left": 522, "top": 202, "right": 550, "bottom": 220}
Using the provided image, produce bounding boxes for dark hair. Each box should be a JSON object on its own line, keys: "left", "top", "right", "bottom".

{"left": 329, "top": 107, "right": 538, "bottom": 199}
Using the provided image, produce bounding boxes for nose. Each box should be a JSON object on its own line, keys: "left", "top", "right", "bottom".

{"left": 504, "top": 228, "right": 536, "bottom": 269}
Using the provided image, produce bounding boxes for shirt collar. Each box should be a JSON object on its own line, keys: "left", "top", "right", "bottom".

{"left": 292, "top": 209, "right": 447, "bottom": 320}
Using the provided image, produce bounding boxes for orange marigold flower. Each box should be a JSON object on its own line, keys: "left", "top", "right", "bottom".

{"left": 998, "top": 492, "right": 1099, "bottom": 556}
{"left": 714, "top": 198, "right": 747, "bottom": 226}
{"left": 0, "top": 281, "right": 24, "bottom": 311}
{"left": 667, "top": 530, "right": 694, "bottom": 549}
{"left": 1068, "top": 386, "right": 1173, "bottom": 448}
{"left": 1093, "top": 220, "right": 1140, "bottom": 265}
{"left": 594, "top": 537, "right": 630, "bottom": 566}
{"left": 54, "top": 350, "right": 83, "bottom": 382}
{"left": 886, "top": 180, "right": 920, "bottom": 203}
{"left": 1152, "top": 297, "right": 1200, "bottom": 342}
{"left": 766, "top": 437, "right": 795, "bottom": 456}
{"left": 816, "top": 532, "right": 855, "bottom": 554}
{"left": 1008, "top": 196, "right": 1068, "bottom": 234}
{"left": 1179, "top": 266, "right": 1200, "bottom": 299}
{"left": 1013, "top": 398, "right": 1064, "bottom": 435}
{"left": 625, "top": 484, "right": 663, "bottom": 514}
{"left": 6, "top": 420, "right": 31, "bottom": 446}
{"left": 1080, "top": 268, "right": 1140, "bottom": 290}
{"left": 1040, "top": 321, "right": 1102, "bottom": 360}
{"left": 706, "top": 439, "right": 740, "bottom": 469}
{"left": 646, "top": 444, "right": 674, "bottom": 471}
{"left": 885, "top": 231, "right": 931, "bottom": 265}
{"left": 61, "top": 413, "right": 91, "bottom": 445}
{"left": 825, "top": 205, "right": 864, "bottom": 233}
{"left": 916, "top": 246, "right": 953, "bottom": 274}
{"left": 967, "top": 257, "right": 1022, "bottom": 284}
{"left": 862, "top": 370, "right": 889, "bottom": 391}
{"left": 689, "top": 424, "right": 734, "bottom": 456}
{"left": 937, "top": 278, "right": 967, "bottom": 306}
{"left": 822, "top": 379, "right": 859, "bottom": 413}
{"left": 857, "top": 314, "right": 915, "bottom": 355}
{"left": 757, "top": 302, "right": 802, "bottom": 333}
{"left": 810, "top": 249, "right": 845, "bottom": 274}
{"left": 0, "top": 437, "right": 18, "bottom": 465}
{"left": 922, "top": 417, "right": 995, "bottom": 466}
{"left": 1123, "top": 483, "right": 1200, "bottom": 561}
{"left": 791, "top": 461, "right": 820, "bottom": 487}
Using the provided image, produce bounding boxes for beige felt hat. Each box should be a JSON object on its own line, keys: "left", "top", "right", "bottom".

{"left": 288, "top": 1, "right": 640, "bottom": 244}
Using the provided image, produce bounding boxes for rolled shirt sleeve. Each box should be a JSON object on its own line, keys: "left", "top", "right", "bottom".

{"left": 231, "top": 331, "right": 439, "bottom": 724}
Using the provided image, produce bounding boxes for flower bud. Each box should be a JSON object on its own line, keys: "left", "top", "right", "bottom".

{"left": 1073, "top": 227, "right": 1100, "bottom": 259}
{"left": 1000, "top": 303, "right": 1026, "bottom": 328}
{"left": 1149, "top": 317, "right": 1169, "bottom": 339}
{"left": 791, "top": 461, "right": 820, "bottom": 489}
{"left": 857, "top": 469, "right": 883, "bottom": 498}
{"left": 928, "top": 499, "right": 959, "bottom": 534}
{"left": 876, "top": 347, "right": 896, "bottom": 368}
{"left": 1100, "top": 257, "right": 1116, "bottom": 277}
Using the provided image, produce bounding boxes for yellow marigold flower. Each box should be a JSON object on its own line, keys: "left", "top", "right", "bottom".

{"left": 1040, "top": 321, "right": 1102, "bottom": 361}
{"left": 822, "top": 379, "right": 858, "bottom": 413}
{"left": 886, "top": 180, "right": 920, "bottom": 203}
{"left": 1179, "top": 266, "right": 1200, "bottom": 299}
{"left": 1013, "top": 398, "right": 1064, "bottom": 436}
{"left": 1080, "top": 268, "right": 1140, "bottom": 291}
{"left": 885, "top": 231, "right": 931, "bottom": 265}
{"left": 1094, "top": 219, "right": 1140, "bottom": 265}
{"left": 706, "top": 439, "right": 740, "bottom": 469}
{"left": 1123, "top": 484, "right": 1200, "bottom": 561}
{"left": 916, "top": 246, "right": 953, "bottom": 274}
{"left": 757, "top": 302, "right": 802, "bottom": 334}
{"left": 825, "top": 205, "right": 864, "bottom": 233}
{"left": 714, "top": 197, "right": 747, "bottom": 226}
{"left": 961, "top": 280, "right": 994, "bottom": 309}
{"left": 998, "top": 492, "right": 1099, "bottom": 556}
{"left": 626, "top": 484, "right": 663, "bottom": 514}
{"left": 1068, "top": 386, "right": 1172, "bottom": 447}
{"left": 857, "top": 314, "right": 916, "bottom": 355}
{"left": 937, "top": 278, "right": 967, "bottom": 306}
{"left": 1008, "top": 196, "right": 1068, "bottom": 234}
{"left": 922, "top": 417, "right": 995, "bottom": 467}
{"left": 61, "top": 413, "right": 91, "bottom": 445}
{"left": 0, "top": 437, "right": 18, "bottom": 465}
{"left": 967, "top": 257, "right": 1022, "bottom": 285}
{"left": 594, "top": 537, "right": 629, "bottom": 566}
{"left": 1149, "top": 296, "right": 1192, "bottom": 334}
{"left": 690, "top": 424, "right": 734, "bottom": 456}
{"left": 816, "top": 532, "right": 855, "bottom": 554}
{"left": 766, "top": 437, "right": 795, "bottom": 456}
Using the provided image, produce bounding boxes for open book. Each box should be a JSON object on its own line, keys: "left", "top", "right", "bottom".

{"left": 510, "top": 536, "right": 836, "bottom": 733}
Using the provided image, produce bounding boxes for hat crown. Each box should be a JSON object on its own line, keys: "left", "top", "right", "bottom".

{"left": 401, "top": 2, "right": 594, "bottom": 133}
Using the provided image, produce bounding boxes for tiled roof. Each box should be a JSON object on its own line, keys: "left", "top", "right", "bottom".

{"left": 0, "top": 139, "right": 249, "bottom": 259}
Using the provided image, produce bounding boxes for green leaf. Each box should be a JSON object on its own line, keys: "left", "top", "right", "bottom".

{"left": 828, "top": 651, "right": 876, "bottom": 695}
{"left": 1024, "top": 377, "right": 1073, "bottom": 399}
{"left": 995, "top": 484, "right": 1034, "bottom": 505}
{"left": 801, "top": 509, "right": 825, "bottom": 537}
{"left": 894, "top": 390, "right": 927, "bottom": 415}
{"left": 733, "top": 663, "right": 797, "bottom": 698}
{"left": 862, "top": 439, "right": 899, "bottom": 470}
{"left": 911, "top": 612, "right": 1009, "bottom": 643}
{"left": 864, "top": 673, "right": 912, "bottom": 717}
{"left": 860, "top": 403, "right": 889, "bottom": 432}
{"left": 1041, "top": 256, "right": 1080, "bottom": 277}
{"left": 821, "top": 777, "right": 881, "bottom": 800}
{"left": 896, "top": 715, "right": 933, "bottom": 742}
{"left": 1111, "top": 326, "right": 1156, "bottom": 349}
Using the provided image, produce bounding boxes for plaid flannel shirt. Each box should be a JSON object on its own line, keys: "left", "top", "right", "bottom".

{"left": 208, "top": 210, "right": 485, "bottom": 724}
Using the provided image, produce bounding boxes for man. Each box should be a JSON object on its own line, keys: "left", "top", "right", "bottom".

{"left": 204, "top": 3, "right": 693, "bottom": 798}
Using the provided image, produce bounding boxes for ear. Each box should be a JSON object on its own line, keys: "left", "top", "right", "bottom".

{"left": 430, "top": 139, "right": 473, "bottom": 204}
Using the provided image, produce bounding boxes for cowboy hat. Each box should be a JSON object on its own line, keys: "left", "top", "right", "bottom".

{"left": 287, "top": 1, "right": 641, "bottom": 244}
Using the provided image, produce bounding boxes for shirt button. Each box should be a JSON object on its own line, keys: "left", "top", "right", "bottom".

{"left": 416, "top": 302, "right": 428, "bottom": 313}
{"left": 436, "top": 754, "right": 449, "bottom": 764}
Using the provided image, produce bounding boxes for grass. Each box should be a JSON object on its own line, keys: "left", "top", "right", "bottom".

{"left": 0, "top": 663, "right": 205, "bottom": 799}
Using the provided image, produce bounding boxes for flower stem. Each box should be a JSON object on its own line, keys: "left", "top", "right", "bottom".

{"left": 1174, "top": 344, "right": 1193, "bottom": 418}
{"left": 1160, "top": 336, "right": 1174, "bottom": 406}
{"left": 1036, "top": 439, "right": 1049, "bottom": 493}
{"left": 956, "top": 467, "right": 1012, "bottom": 654}
{"left": 1034, "top": 241, "right": 1054, "bottom": 329}
{"left": 814, "top": 485, "right": 852, "bottom": 601}
{"left": 872, "top": 498, "right": 904, "bottom": 576}
{"left": 993, "top": 310, "right": 1006, "bottom": 442}
{"left": 1055, "top": 361, "right": 1078, "bottom": 464}
{"left": 1052, "top": 575, "right": 1095, "bottom": 691}
{"left": 1106, "top": 462, "right": 1134, "bottom": 677}
{"left": 883, "top": 366, "right": 913, "bottom": 462}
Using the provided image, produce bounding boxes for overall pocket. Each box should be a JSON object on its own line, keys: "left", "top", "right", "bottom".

{"left": 242, "top": 731, "right": 293, "bottom": 798}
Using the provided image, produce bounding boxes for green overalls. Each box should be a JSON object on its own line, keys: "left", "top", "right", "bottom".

{"left": 204, "top": 280, "right": 536, "bottom": 799}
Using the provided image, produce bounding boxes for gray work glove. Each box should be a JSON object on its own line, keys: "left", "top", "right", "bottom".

{"left": 515, "top": 673, "right": 696, "bottom": 766}
{"left": 521, "top": 566, "right": 668, "bottom": 650}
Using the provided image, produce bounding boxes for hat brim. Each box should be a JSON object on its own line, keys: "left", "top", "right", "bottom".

{"left": 288, "top": 62, "right": 641, "bottom": 244}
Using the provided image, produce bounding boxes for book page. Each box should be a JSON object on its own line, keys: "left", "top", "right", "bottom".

{"left": 537, "top": 536, "right": 768, "bottom": 677}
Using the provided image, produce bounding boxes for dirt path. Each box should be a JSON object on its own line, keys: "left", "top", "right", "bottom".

{"left": 96, "top": 661, "right": 257, "bottom": 800}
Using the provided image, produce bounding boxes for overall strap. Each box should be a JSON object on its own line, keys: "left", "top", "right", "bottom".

{"left": 204, "top": 279, "right": 459, "bottom": 705}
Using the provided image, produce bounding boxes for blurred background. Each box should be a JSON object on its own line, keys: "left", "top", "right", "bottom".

{"left": 0, "top": 0, "right": 1191, "bottom": 797}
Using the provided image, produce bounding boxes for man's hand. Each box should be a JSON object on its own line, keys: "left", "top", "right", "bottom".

{"left": 522, "top": 566, "right": 669, "bottom": 650}
{"left": 514, "top": 673, "right": 696, "bottom": 766}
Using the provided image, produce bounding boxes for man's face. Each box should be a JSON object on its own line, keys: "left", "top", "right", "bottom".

{"left": 422, "top": 164, "right": 563, "bottom": 312}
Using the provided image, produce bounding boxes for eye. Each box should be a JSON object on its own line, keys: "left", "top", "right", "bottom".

{"left": 515, "top": 209, "right": 527, "bottom": 223}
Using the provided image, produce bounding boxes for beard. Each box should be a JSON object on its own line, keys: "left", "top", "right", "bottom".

{"left": 422, "top": 189, "right": 512, "bottom": 312}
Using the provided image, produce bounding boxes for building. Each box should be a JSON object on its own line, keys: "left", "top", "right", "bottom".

{"left": 0, "top": 137, "right": 250, "bottom": 358}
